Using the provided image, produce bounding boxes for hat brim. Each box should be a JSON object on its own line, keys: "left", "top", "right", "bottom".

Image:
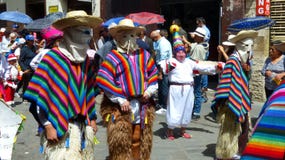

{"left": 222, "top": 41, "right": 235, "bottom": 46}
{"left": 109, "top": 26, "right": 143, "bottom": 37}
{"left": 52, "top": 16, "right": 103, "bottom": 30}
{"left": 274, "top": 42, "right": 285, "bottom": 52}
{"left": 229, "top": 30, "right": 258, "bottom": 43}
{"left": 8, "top": 57, "right": 17, "bottom": 61}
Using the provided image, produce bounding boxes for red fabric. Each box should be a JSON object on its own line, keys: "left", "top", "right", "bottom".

{"left": 4, "top": 85, "right": 15, "bottom": 102}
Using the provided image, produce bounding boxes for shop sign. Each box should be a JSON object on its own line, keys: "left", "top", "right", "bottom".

{"left": 256, "top": 0, "right": 270, "bottom": 16}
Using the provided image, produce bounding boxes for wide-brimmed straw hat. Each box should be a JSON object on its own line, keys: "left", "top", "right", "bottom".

{"left": 222, "top": 34, "right": 236, "bottom": 46}
{"left": 228, "top": 30, "right": 258, "bottom": 43}
{"left": 52, "top": 10, "right": 103, "bottom": 31}
{"left": 109, "top": 18, "right": 143, "bottom": 37}
{"left": 272, "top": 40, "right": 285, "bottom": 52}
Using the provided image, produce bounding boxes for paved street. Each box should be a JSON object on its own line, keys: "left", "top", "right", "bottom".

{"left": 11, "top": 89, "right": 264, "bottom": 160}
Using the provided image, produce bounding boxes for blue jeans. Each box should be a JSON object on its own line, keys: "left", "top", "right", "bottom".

{"left": 201, "top": 74, "right": 208, "bottom": 89}
{"left": 158, "top": 75, "right": 168, "bottom": 109}
{"left": 193, "top": 75, "right": 202, "bottom": 115}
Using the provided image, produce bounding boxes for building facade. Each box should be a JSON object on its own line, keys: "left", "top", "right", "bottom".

{"left": 1, "top": 0, "right": 285, "bottom": 102}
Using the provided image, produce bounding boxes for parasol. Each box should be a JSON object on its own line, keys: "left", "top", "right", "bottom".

{"left": 227, "top": 16, "right": 275, "bottom": 33}
{"left": 102, "top": 16, "right": 140, "bottom": 28}
{"left": 125, "top": 12, "right": 165, "bottom": 25}
{"left": 241, "top": 82, "right": 285, "bottom": 159}
{"left": 0, "top": 11, "right": 32, "bottom": 24}
{"left": 25, "top": 12, "right": 64, "bottom": 32}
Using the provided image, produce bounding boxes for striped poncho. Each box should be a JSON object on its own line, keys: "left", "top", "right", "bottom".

{"left": 241, "top": 82, "right": 285, "bottom": 159}
{"left": 211, "top": 55, "right": 251, "bottom": 122}
{"left": 96, "top": 48, "right": 158, "bottom": 98}
{"left": 24, "top": 48, "right": 98, "bottom": 137}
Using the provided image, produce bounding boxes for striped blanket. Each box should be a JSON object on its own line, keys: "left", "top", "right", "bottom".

{"left": 241, "top": 82, "right": 285, "bottom": 159}
{"left": 211, "top": 56, "right": 251, "bottom": 122}
{"left": 96, "top": 48, "right": 158, "bottom": 98}
{"left": 24, "top": 48, "right": 98, "bottom": 137}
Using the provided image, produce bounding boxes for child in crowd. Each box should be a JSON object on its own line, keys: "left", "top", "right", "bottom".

{"left": 160, "top": 25, "right": 223, "bottom": 140}
{"left": 3, "top": 54, "right": 20, "bottom": 105}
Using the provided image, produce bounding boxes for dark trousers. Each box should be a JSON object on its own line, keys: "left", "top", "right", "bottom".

{"left": 158, "top": 75, "right": 168, "bottom": 109}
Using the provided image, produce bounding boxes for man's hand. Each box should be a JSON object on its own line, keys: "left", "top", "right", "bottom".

{"left": 90, "top": 120, "right": 98, "bottom": 134}
{"left": 120, "top": 100, "right": 131, "bottom": 112}
{"left": 45, "top": 124, "right": 58, "bottom": 143}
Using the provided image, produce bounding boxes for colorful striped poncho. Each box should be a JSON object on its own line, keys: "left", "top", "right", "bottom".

{"left": 211, "top": 55, "right": 251, "bottom": 122}
{"left": 241, "top": 82, "right": 285, "bottom": 160}
{"left": 24, "top": 48, "right": 98, "bottom": 137}
{"left": 96, "top": 48, "right": 158, "bottom": 98}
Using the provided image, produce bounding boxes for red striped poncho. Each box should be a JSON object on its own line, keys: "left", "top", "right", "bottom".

{"left": 24, "top": 48, "right": 98, "bottom": 137}
{"left": 96, "top": 48, "right": 158, "bottom": 99}
{"left": 211, "top": 55, "right": 251, "bottom": 122}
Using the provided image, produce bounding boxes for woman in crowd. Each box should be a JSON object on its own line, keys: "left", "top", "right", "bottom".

{"left": 261, "top": 40, "right": 285, "bottom": 99}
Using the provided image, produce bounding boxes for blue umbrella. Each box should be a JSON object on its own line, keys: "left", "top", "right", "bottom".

{"left": 0, "top": 11, "right": 32, "bottom": 24}
{"left": 102, "top": 16, "right": 140, "bottom": 28}
{"left": 227, "top": 16, "right": 275, "bottom": 33}
{"left": 25, "top": 12, "right": 64, "bottom": 32}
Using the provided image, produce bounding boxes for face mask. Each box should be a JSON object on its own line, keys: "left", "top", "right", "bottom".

{"left": 115, "top": 30, "right": 138, "bottom": 54}
{"left": 64, "top": 26, "right": 91, "bottom": 44}
{"left": 235, "top": 38, "right": 254, "bottom": 63}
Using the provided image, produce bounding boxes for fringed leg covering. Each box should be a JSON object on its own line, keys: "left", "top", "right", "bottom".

{"left": 44, "top": 123, "right": 82, "bottom": 160}
{"left": 132, "top": 124, "right": 141, "bottom": 160}
{"left": 216, "top": 104, "right": 241, "bottom": 159}
{"left": 82, "top": 126, "right": 96, "bottom": 160}
{"left": 140, "top": 105, "right": 155, "bottom": 160}
{"left": 101, "top": 96, "right": 132, "bottom": 160}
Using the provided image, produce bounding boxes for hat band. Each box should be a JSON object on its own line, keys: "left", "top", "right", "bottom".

{"left": 195, "top": 31, "right": 205, "bottom": 37}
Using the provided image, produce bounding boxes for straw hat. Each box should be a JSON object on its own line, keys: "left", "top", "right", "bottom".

{"left": 228, "top": 30, "right": 258, "bottom": 43}
{"left": 109, "top": 18, "right": 143, "bottom": 37}
{"left": 222, "top": 34, "right": 236, "bottom": 46}
{"left": 189, "top": 27, "right": 206, "bottom": 38}
{"left": 52, "top": 10, "right": 103, "bottom": 31}
{"left": 272, "top": 40, "right": 285, "bottom": 52}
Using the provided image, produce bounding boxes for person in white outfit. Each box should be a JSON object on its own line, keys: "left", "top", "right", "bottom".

{"left": 159, "top": 25, "right": 223, "bottom": 140}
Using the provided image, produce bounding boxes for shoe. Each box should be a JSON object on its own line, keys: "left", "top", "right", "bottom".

{"left": 192, "top": 115, "right": 200, "bottom": 120}
{"left": 14, "top": 92, "right": 20, "bottom": 98}
{"left": 155, "top": 108, "right": 166, "bottom": 115}
{"left": 181, "top": 133, "right": 192, "bottom": 139}
{"left": 165, "top": 130, "right": 175, "bottom": 140}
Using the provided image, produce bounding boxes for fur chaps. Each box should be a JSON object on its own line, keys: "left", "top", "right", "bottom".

{"left": 215, "top": 104, "right": 241, "bottom": 159}
{"left": 100, "top": 96, "right": 155, "bottom": 160}
{"left": 43, "top": 122, "right": 95, "bottom": 160}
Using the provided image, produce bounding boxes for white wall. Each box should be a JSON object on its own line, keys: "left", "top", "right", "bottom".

{"left": 6, "top": 0, "right": 25, "bottom": 12}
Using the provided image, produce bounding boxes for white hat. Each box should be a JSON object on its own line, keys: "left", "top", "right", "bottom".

{"left": 52, "top": 10, "right": 103, "bottom": 31}
{"left": 18, "top": 38, "right": 26, "bottom": 44}
{"left": 191, "top": 27, "right": 206, "bottom": 38}
{"left": 222, "top": 34, "right": 236, "bottom": 46}
{"left": 228, "top": 30, "right": 258, "bottom": 43}
{"left": 109, "top": 18, "right": 144, "bottom": 37}
{"left": 0, "top": 28, "right": 6, "bottom": 33}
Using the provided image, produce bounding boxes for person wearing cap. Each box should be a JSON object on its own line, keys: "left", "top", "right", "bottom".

{"left": 18, "top": 34, "right": 37, "bottom": 102}
{"left": 217, "top": 34, "right": 236, "bottom": 61}
{"left": 150, "top": 29, "right": 172, "bottom": 115}
{"left": 261, "top": 40, "right": 285, "bottom": 99}
{"left": 184, "top": 26, "right": 209, "bottom": 120}
{"left": 96, "top": 18, "right": 158, "bottom": 160}
{"left": 161, "top": 25, "right": 222, "bottom": 141}
{"left": 211, "top": 30, "right": 258, "bottom": 159}
{"left": 23, "top": 10, "right": 103, "bottom": 159}
{"left": 3, "top": 54, "right": 19, "bottom": 106}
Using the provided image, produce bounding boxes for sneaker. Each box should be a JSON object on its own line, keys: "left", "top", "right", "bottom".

{"left": 14, "top": 92, "right": 20, "bottom": 98}
{"left": 155, "top": 108, "right": 167, "bottom": 115}
{"left": 192, "top": 115, "right": 200, "bottom": 120}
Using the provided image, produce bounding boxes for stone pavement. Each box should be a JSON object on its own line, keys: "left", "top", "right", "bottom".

{"left": 11, "top": 89, "right": 265, "bottom": 160}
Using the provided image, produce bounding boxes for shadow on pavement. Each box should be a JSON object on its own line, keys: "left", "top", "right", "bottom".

{"left": 202, "top": 143, "right": 216, "bottom": 158}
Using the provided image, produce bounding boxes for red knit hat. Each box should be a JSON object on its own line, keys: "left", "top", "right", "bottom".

{"left": 7, "top": 54, "right": 17, "bottom": 61}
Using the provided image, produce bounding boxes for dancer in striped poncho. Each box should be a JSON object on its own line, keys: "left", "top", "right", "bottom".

{"left": 96, "top": 19, "right": 158, "bottom": 160}
{"left": 211, "top": 30, "right": 258, "bottom": 160}
{"left": 23, "top": 10, "right": 103, "bottom": 160}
